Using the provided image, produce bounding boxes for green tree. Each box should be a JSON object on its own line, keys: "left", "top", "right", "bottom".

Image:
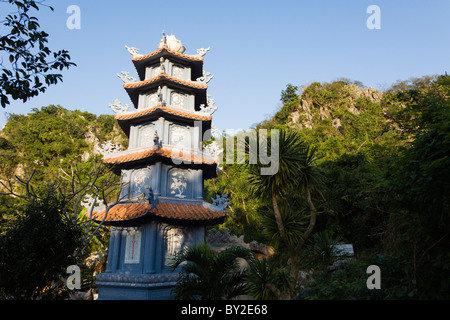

{"left": 276, "top": 84, "right": 300, "bottom": 123}
{"left": 246, "top": 129, "right": 324, "bottom": 296}
{"left": 0, "top": 188, "right": 83, "bottom": 299}
{"left": 280, "top": 83, "right": 299, "bottom": 104}
{"left": 381, "top": 74, "right": 450, "bottom": 299}
{"left": 0, "top": 105, "right": 127, "bottom": 181}
{"left": 168, "top": 242, "right": 254, "bottom": 300}
{"left": 0, "top": 0, "right": 76, "bottom": 107}
{"left": 244, "top": 258, "right": 291, "bottom": 300}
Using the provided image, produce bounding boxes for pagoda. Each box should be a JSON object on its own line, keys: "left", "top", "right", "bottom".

{"left": 91, "top": 34, "right": 225, "bottom": 300}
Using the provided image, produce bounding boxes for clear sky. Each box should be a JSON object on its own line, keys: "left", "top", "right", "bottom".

{"left": 1, "top": 0, "right": 449, "bottom": 132}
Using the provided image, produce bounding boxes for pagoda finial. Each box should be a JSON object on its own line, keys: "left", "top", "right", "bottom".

{"left": 158, "top": 30, "right": 167, "bottom": 49}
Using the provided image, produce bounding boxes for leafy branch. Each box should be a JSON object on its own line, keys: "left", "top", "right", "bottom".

{"left": 0, "top": 0, "right": 76, "bottom": 107}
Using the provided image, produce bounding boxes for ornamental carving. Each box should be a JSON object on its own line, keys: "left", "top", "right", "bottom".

{"left": 195, "top": 47, "right": 210, "bottom": 57}
{"left": 170, "top": 125, "right": 186, "bottom": 147}
{"left": 164, "top": 227, "right": 186, "bottom": 266}
{"left": 196, "top": 70, "right": 213, "bottom": 84}
{"left": 109, "top": 99, "right": 130, "bottom": 114}
{"left": 147, "top": 92, "right": 159, "bottom": 108}
{"left": 152, "top": 66, "right": 162, "bottom": 77}
{"left": 131, "top": 168, "right": 152, "bottom": 199}
{"left": 117, "top": 71, "right": 137, "bottom": 84}
{"left": 169, "top": 169, "right": 188, "bottom": 199}
{"left": 171, "top": 92, "right": 185, "bottom": 109}
{"left": 125, "top": 45, "right": 143, "bottom": 58}
{"left": 172, "top": 65, "right": 184, "bottom": 79}
{"left": 140, "top": 125, "right": 155, "bottom": 147}
{"left": 198, "top": 94, "right": 218, "bottom": 115}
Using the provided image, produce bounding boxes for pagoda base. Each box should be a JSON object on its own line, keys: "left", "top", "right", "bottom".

{"left": 95, "top": 272, "right": 179, "bottom": 300}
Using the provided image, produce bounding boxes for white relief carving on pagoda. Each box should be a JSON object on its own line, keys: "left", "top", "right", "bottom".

{"left": 139, "top": 125, "right": 155, "bottom": 147}
{"left": 170, "top": 125, "right": 187, "bottom": 147}
{"left": 165, "top": 227, "right": 186, "bottom": 266}
{"left": 169, "top": 169, "right": 188, "bottom": 199}
{"left": 172, "top": 65, "right": 184, "bottom": 79}
{"left": 171, "top": 92, "right": 185, "bottom": 109}
{"left": 147, "top": 91, "right": 159, "bottom": 108}
{"left": 131, "top": 168, "right": 151, "bottom": 199}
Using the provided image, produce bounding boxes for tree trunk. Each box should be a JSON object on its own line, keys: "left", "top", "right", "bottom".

{"left": 296, "top": 187, "right": 317, "bottom": 252}
{"left": 289, "top": 187, "right": 318, "bottom": 297}
{"left": 272, "top": 193, "right": 289, "bottom": 248}
{"left": 303, "top": 187, "right": 317, "bottom": 244}
{"left": 272, "top": 193, "right": 298, "bottom": 298}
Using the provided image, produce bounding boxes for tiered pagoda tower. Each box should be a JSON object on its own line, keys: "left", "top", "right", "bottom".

{"left": 91, "top": 34, "right": 225, "bottom": 300}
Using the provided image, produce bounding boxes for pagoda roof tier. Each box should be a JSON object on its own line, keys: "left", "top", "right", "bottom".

{"left": 132, "top": 45, "right": 204, "bottom": 81}
{"left": 115, "top": 104, "right": 212, "bottom": 137}
{"left": 124, "top": 72, "right": 207, "bottom": 107}
{"left": 102, "top": 145, "right": 218, "bottom": 179}
{"left": 89, "top": 197, "right": 226, "bottom": 226}
{"left": 102, "top": 145, "right": 217, "bottom": 165}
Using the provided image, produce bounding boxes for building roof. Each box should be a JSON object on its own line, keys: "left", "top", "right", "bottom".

{"left": 89, "top": 199, "right": 225, "bottom": 225}
{"left": 132, "top": 44, "right": 204, "bottom": 63}
{"left": 123, "top": 72, "right": 208, "bottom": 107}
{"left": 115, "top": 103, "right": 212, "bottom": 122}
{"left": 131, "top": 45, "right": 204, "bottom": 81}
{"left": 102, "top": 145, "right": 218, "bottom": 166}
{"left": 123, "top": 72, "right": 208, "bottom": 90}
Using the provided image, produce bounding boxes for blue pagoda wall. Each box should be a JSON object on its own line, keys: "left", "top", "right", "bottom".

{"left": 96, "top": 221, "right": 205, "bottom": 300}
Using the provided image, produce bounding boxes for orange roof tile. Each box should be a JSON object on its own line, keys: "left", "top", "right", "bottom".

{"left": 102, "top": 146, "right": 218, "bottom": 165}
{"left": 123, "top": 72, "right": 208, "bottom": 90}
{"left": 131, "top": 45, "right": 204, "bottom": 62}
{"left": 114, "top": 104, "right": 212, "bottom": 121}
{"left": 90, "top": 201, "right": 225, "bottom": 223}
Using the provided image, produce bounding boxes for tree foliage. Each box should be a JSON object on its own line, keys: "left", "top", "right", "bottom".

{"left": 0, "top": 105, "right": 127, "bottom": 180}
{"left": 168, "top": 242, "right": 254, "bottom": 300}
{"left": 0, "top": 190, "right": 83, "bottom": 299}
{"left": 205, "top": 75, "right": 449, "bottom": 299}
{"left": 0, "top": 0, "right": 76, "bottom": 107}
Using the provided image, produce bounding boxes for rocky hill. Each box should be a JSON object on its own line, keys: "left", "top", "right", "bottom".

{"left": 289, "top": 84, "right": 383, "bottom": 130}
{"left": 261, "top": 80, "right": 396, "bottom": 161}
{"left": 0, "top": 105, "right": 127, "bottom": 180}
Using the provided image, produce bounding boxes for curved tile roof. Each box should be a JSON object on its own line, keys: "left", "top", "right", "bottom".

{"left": 90, "top": 201, "right": 225, "bottom": 223}
{"left": 102, "top": 146, "right": 218, "bottom": 165}
{"left": 131, "top": 44, "right": 204, "bottom": 62}
{"left": 115, "top": 104, "right": 212, "bottom": 121}
{"left": 123, "top": 72, "right": 208, "bottom": 90}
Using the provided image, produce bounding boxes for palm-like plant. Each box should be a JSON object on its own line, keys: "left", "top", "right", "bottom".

{"left": 168, "top": 242, "right": 254, "bottom": 300}
{"left": 244, "top": 258, "right": 291, "bottom": 300}
{"left": 245, "top": 129, "right": 323, "bottom": 294}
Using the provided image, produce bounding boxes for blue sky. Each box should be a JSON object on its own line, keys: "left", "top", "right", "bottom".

{"left": 1, "top": 0, "right": 449, "bottom": 132}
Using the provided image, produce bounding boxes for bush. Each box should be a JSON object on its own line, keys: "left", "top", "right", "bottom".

{"left": 303, "top": 253, "right": 426, "bottom": 300}
{"left": 0, "top": 193, "right": 83, "bottom": 299}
